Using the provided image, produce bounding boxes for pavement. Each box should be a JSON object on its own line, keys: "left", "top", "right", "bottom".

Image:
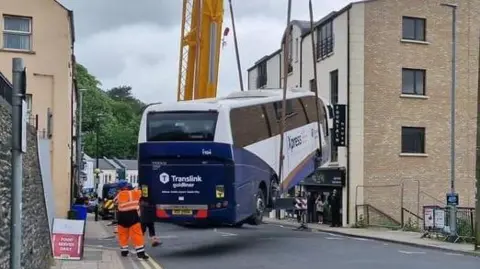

{"left": 52, "top": 215, "right": 480, "bottom": 269}
{"left": 263, "top": 217, "right": 479, "bottom": 256}
{"left": 50, "top": 214, "right": 162, "bottom": 269}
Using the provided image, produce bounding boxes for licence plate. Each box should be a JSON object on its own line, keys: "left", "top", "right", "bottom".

{"left": 172, "top": 209, "right": 193, "bottom": 215}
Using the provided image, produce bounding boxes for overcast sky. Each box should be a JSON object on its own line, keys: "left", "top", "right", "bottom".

{"left": 59, "top": 0, "right": 353, "bottom": 103}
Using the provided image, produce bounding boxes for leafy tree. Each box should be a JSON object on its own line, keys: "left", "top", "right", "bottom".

{"left": 76, "top": 64, "right": 142, "bottom": 159}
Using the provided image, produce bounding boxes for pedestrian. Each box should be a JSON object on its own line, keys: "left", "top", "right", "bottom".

{"left": 114, "top": 181, "right": 149, "bottom": 259}
{"left": 139, "top": 196, "right": 161, "bottom": 247}
{"left": 316, "top": 194, "right": 325, "bottom": 224}
{"left": 329, "top": 189, "right": 341, "bottom": 227}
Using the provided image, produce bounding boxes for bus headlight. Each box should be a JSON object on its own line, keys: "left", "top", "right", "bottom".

{"left": 141, "top": 185, "right": 148, "bottom": 197}
{"left": 215, "top": 185, "right": 224, "bottom": 198}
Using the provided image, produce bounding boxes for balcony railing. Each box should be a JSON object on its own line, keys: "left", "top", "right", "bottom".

{"left": 316, "top": 36, "right": 334, "bottom": 60}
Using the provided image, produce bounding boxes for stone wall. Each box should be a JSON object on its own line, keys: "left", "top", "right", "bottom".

{"left": 0, "top": 98, "right": 52, "bottom": 268}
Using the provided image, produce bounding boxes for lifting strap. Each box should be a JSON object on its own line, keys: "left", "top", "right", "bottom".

{"left": 277, "top": 0, "right": 324, "bottom": 196}
{"left": 308, "top": 0, "right": 324, "bottom": 153}
{"left": 277, "top": 0, "right": 293, "bottom": 196}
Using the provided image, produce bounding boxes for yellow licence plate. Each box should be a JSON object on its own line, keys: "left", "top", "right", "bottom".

{"left": 172, "top": 209, "right": 193, "bottom": 215}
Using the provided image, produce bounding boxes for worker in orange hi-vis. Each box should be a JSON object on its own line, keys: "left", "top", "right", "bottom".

{"left": 114, "top": 181, "right": 149, "bottom": 260}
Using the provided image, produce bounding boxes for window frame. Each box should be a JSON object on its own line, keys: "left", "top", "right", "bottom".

{"left": 3, "top": 15, "right": 33, "bottom": 51}
{"left": 257, "top": 61, "right": 267, "bottom": 88}
{"left": 402, "top": 68, "right": 426, "bottom": 95}
{"left": 401, "top": 126, "right": 426, "bottom": 154}
{"left": 402, "top": 16, "right": 426, "bottom": 41}
{"left": 316, "top": 20, "right": 334, "bottom": 60}
{"left": 330, "top": 70, "right": 339, "bottom": 104}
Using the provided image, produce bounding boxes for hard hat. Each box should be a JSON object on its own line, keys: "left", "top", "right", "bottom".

{"left": 117, "top": 181, "right": 129, "bottom": 190}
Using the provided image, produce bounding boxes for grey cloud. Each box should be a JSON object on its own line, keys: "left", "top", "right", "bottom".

{"left": 59, "top": 0, "right": 181, "bottom": 38}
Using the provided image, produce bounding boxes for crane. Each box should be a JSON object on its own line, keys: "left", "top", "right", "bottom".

{"left": 176, "top": 0, "right": 224, "bottom": 101}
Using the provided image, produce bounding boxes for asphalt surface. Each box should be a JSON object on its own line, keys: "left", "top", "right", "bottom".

{"left": 87, "top": 221, "right": 480, "bottom": 269}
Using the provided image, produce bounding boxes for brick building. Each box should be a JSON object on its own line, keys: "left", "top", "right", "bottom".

{"left": 247, "top": 0, "right": 480, "bottom": 227}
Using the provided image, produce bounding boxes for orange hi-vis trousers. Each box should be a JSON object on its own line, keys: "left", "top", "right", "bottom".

{"left": 117, "top": 222, "right": 145, "bottom": 254}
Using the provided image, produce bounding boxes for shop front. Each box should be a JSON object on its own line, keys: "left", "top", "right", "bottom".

{"left": 300, "top": 168, "right": 346, "bottom": 224}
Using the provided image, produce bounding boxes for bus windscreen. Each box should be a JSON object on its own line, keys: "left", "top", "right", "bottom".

{"left": 146, "top": 111, "right": 218, "bottom": 142}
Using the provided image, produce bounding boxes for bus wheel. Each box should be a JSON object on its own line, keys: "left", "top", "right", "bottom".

{"left": 248, "top": 188, "right": 265, "bottom": 225}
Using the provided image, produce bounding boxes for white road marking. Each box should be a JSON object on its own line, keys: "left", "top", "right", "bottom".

{"left": 213, "top": 228, "right": 238, "bottom": 237}
{"left": 398, "top": 250, "right": 426, "bottom": 255}
{"left": 349, "top": 237, "right": 371, "bottom": 241}
{"left": 325, "top": 237, "right": 343, "bottom": 240}
{"left": 326, "top": 232, "right": 343, "bottom": 237}
{"left": 444, "top": 252, "right": 464, "bottom": 256}
{"left": 158, "top": 235, "right": 178, "bottom": 239}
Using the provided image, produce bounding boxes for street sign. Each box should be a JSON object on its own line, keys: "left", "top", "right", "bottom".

{"left": 446, "top": 193, "right": 459, "bottom": 206}
{"left": 51, "top": 218, "right": 85, "bottom": 260}
{"left": 332, "top": 104, "right": 347, "bottom": 147}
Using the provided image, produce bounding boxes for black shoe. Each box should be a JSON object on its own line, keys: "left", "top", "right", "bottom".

{"left": 137, "top": 252, "right": 149, "bottom": 260}
{"left": 152, "top": 241, "right": 162, "bottom": 247}
{"left": 121, "top": 250, "right": 129, "bottom": 257}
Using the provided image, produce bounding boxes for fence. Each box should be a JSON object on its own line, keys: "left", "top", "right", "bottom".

{"left": 422, "top": 205, "right": 475, "bottom": 243}
{"left": 354, "top": 179, "right": 420, "bottom": 229}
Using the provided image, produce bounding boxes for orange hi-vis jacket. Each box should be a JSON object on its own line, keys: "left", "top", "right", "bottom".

{"left": 114, "top": 189, "right": 142, "bottom": 212}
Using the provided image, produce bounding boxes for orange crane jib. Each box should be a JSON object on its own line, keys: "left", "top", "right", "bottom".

{"left": 177, "top": 0, "right": 224, "bottom": 101}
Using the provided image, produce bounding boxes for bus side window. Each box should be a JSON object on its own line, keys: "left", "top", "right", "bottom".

{"left": 284, "top": 98, "right": 308, "bottom": 132}
{"left": 264, "top": 103, "right": 279, "bottom": 136}
{"left": 230, "top": 104, "right": 270, "bottom": 148}
{"left": 273, "top": 100, "right": 294, "bottom": 120}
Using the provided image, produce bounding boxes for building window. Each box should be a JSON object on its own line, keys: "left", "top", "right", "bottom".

{"left": 330, "top": 128, "right": 338, "bottom": 162}
{"left": 309, "top": 79, "right": 316, "bottom": 93}
{"left": 3, "top": 16, "right": 32, "bottom": 51}
{"left": 257, "top": 61, "right": 267, "bottom": 88}
{"left": 295, "top": 38, "right": 299, "bottom": 62}
{"left": 330, "top": 70, "right": 338, "bottom": 104}
{"left": 402, "top": 68, "right": 425, "bottom": 95}
{"left": 316, "top": 20, "right": 334, "bottom": 60}
{"left": 402, "top": 17, "right": 425, "bottom": 41}
{"left": 401, "top": 127, "right": 425, "bottom": 153}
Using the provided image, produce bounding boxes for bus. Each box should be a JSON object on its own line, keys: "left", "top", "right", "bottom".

{"left": 137, "top": 88, "right": 332, "bottom": 226}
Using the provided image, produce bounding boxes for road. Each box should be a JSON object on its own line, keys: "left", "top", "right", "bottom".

{"left": 87, "top": 221, "right": 480, "bottom": 269}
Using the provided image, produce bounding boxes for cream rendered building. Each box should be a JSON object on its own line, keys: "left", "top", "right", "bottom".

{"left": 0, "top": 0, "right": 77, "bottom": 218}
{"left": 248, "top": 0, "right": 480, "bottom": 227}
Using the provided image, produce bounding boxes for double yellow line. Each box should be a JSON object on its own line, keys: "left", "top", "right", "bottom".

{"left": 139, "top": 258, "right": 164, "bottom": 269}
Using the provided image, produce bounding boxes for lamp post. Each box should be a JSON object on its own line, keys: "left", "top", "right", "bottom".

{"left": 440, "top": 2, "right": 457, "bottom": 238}
{"left": 94, "top": 113, "right": 103, "bottom": 192}
{"left": 73, "top": 88, "right": 86, "bottom": 206}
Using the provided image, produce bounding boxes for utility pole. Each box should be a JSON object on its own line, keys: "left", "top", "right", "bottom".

{"left": 441, "top": 3, "right": 458, "bottom": 238}
{"left": 10, "top": 57, "right": 25, "bottom": 269}
{"left": 475, "top": 34, "right": 480, "bottom": 251}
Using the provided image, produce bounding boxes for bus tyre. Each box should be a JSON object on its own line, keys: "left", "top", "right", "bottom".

{"left": 248, "top": 188, "right": 265, "bottom": 225}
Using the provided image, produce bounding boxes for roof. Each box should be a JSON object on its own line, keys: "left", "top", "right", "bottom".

{"left": 144, "top": 88, "right": 320, "bottom": 113}
{"left": 247, "top": 49, "right": 281, "bottom": 72}
{"left": 247, "top": 0, "right": 375, "bottom": 73}
{"left": 116, "top": 159, "right": 138, "bottom": 170}
{"left": 95, "top": 159, "right": 116, "bottom": 170}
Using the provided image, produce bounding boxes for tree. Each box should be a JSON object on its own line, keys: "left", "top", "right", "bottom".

{"left": 76, "top": 64, "right": 142, "bottom": 159}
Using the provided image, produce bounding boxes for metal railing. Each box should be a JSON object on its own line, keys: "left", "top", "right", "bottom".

{"left": 421, "top": 205, "right": 475, "bottom": 243}
{"left": 0, "top": 71, "right": 13, "bottom": 105}
{"left": 316, "top": 36, "right": 334, "bottom": 60}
